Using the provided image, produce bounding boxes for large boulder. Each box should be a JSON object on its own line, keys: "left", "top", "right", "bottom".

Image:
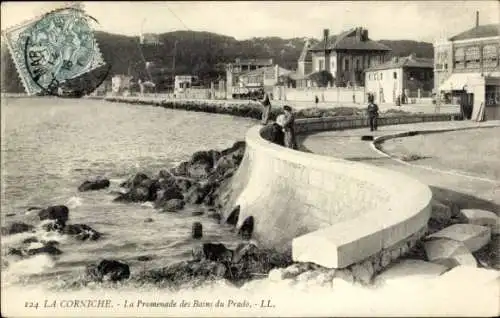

{"left": 374, "top": 259, "right": 448, "bottom": 286}
{"left": 86, "top": 259, "right": 130, "bottom": 282}
{"left": 120, "top": 173, "right": 149, "bottom": 189}
{"left": 187, "top": 162, "right": 212, "bottom": 179}
{"left": 113, "top": 186, "right": 151, "bottom": 203}
{"left": 350, "top": 260, "right": 375, "bottom": 285}
{"left": 424, "top": 239, "right": 477, "bottom": 268}
{"left": 63, "top": 224, "right": 101, "bottom": 241}
{"left": 201, "top": 243, "right": 233, "bottom": 262}
{"left": 78, "top": 177, "right": 110, "bottom": 192}
{"left": 426, "top": 224, "right": 491, "bottom": 253}
{"left": 154, "top": 186, "right": 184, "bottom": 208}
{"left": 38, "top": 205, "right": 69, "bottom": 224}
{"left": 175, "top": 178, "right": 192, "bottom": 192}
{"left": 1, "top": 222, "right": 34, "bottom": 235}
{"left": 26, "top": 243, "right": 63, "bottom": 256}
{"left": 184, "top": 182, "right": 213, "bottom": 204}
{"left": 459, "top": 209, "right": 499, "bottom": 234}
{"left": 430, "top": 201, "right": 452, "bottom": 223}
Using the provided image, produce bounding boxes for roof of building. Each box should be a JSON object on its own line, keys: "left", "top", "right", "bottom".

{"left": 239, "top": 65, "right": 293, "bottom": 78}
{"left": 449, "top": 23, "right": 500, "bottom": 41}
{"left": 365, "top": 55, "right": 433, "bottom": 71}
{"left": 234, "top": 58, "right": 273, "bottom": 65}
{"left": 298, "top": 40, "right": 313, "bottom": 62}
{"left": 309, "top": 28, "right": 391, "bottom": 52}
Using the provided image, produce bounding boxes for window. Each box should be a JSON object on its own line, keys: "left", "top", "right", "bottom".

{"left": 465, "top": 46, "right": 480, "bottom": 68}
{"left": 344, "top": 58, "right": 349, "bottom": 71}
{"left": 319, "top": 59, "right": 325, "bottom": 71}
{"left": 380, "top": 73, "right": 383, "bottom": 80}
{"left": 483, "top": 45, "right": 498, "bottom": 67}
{"left": 454, "top": 48, "right": 465, "bottom": 69}
{"left": 356, "top": 59, "right": 360, "bottom": 70}
{"left": 393, "top": 72, "right": 397, "bottom": 79}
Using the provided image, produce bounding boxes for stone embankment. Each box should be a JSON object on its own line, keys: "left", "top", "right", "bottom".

{"left": 96, "top": 95, "right": 461, "bottom": 124}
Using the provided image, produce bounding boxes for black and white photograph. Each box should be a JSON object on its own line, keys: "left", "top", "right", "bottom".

{"left": 1, "top": 1, "right": 499, "bottom": 317}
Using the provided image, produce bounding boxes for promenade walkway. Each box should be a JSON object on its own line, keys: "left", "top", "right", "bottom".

{"left": 299, "top": 120, "right": 500, "bottom": 213}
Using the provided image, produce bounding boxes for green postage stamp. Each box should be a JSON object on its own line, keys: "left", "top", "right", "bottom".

{"left": 2, "top": 6, "right": 105, "bottom": 95}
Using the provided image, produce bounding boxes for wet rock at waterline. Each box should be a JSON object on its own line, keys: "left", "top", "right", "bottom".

{"left": 192, "top": 222, "right": 203, "bottom": 239}
{"left": 78, "top": 177, "right": 110, "bottom": 192}
{"left": 154, "top": 187, "right": 184, "bottom": 208}
{"left": 86, "top": 259, "right": 130, "bottom": 282}
{"left": 63, "top": 224, "right": 101, "bottom": 241}
{"left": 1, "top": 222, "right": 35, "bottom": 235}
{"left": 120, "top": 173, "right": 149, "bottom": 189}
{"left": 38, "top": 205, "right": 69, "bottom": 225}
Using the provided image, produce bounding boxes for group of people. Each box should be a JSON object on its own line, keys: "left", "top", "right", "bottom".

{"left": 258, "top": 91, "right": 380, "bottom": 149}
{"left": 259, "top": 91, "right": 297, "bottom": 149}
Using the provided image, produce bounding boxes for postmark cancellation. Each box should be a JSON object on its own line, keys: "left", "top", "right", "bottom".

{"left": 2, "top": 7, "right": 105, "bottom": 95}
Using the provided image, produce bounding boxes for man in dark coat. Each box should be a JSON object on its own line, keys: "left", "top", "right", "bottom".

{"left": 367, "top": 94, "right": 379, "bottom": 131}
{"left": 282, "top": 105, "right": 297, "bottom": 149}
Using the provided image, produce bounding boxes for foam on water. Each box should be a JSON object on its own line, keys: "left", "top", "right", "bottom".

{"left": 66, "top": 196, "right": 83, "bottom": 209}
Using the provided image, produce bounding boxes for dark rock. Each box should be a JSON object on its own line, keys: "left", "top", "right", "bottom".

{"left": 7, "top": 248, "right": 24, "bottom": 257}
{"left": 78, "top": 177, "right": 110, "bottom": 192}
{"left": 137, "top": 255, "right": 153, "bottom": 262}
{"left": 185, "top": 183, "right": 213, "bottom": 204}
{"left": 42, "top": 220, "right": 65, "bottom": 233}
{"left": 361, "top": 135, "right": 374, "bottom": 141}
{"left": 154, "top": 186, "right": 184, "bottom": 208}
{"left": 192, "top": 222, "right": 203, "bottom": 239}
{"left": 120, "top": 173, "right": 149, "bottom": 189}
{"left": 171, "top": 162, "right": 189, "bottom": 176}
{"left": 190, "top": 150, "right": 219, "bottom": 168}
{"left": 114, "top": 186, "right": 150, "bottom": 203}
{"left": 42, "top": 240, "right": 60, "bottom": 247}
{"left": 144, "top": 218, "right": 154, "bottom": 223}
{"left": 140, "top": 260, "right": 227, "bottom": 285}
{"left": 1, "top": 222, "right": 34, "bottom": 235}
{"left": 63, "top": 224, "right": 101, "bottom": 241}
{"left": 86, "top": 259, "right": 130, "bottom": 282}
{"left": 6, "top": 213, "right": 16, "bottom": 217}
{"left": 26, "top": 245, "right": 63, "bottom": 256}
{"left": 191, "top": 210, "right": 204, "bottom": 216}
{"left": 202, "top": 243, "right": 233, "bottom": 262}
{"left": 175, "top": 178, "right": 192, "bottom": 192}
{"left": 22, "top": 237, "right": 39, "bottom": 244}
{"left": 162, "top": 199, "right": 185, "bottom": 212}
{"left": 26, "top": 206, "right": 42, "bottom": 211}
{"left": 187, "top": 162, "right": 212, "bottom": 179}
{"left": 38, "top": 205, "right": 69, "bottom": 224}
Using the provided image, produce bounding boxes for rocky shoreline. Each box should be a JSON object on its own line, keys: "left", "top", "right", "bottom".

{"left": 2, "top": 129, "right": 499, "bottom": 291}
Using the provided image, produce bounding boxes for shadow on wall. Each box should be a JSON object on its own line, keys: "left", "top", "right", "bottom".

{"left": 430, "top": 186, "right": 500, "bottom": 216}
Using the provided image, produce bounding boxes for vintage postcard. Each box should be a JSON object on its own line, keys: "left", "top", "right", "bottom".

{"left": 1, "top": 1, "right": 499, "bottom": 317}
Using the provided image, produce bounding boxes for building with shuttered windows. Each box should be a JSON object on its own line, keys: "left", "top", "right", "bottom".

{"left": 434, "top": 12, "right": 499, "bottom": 120}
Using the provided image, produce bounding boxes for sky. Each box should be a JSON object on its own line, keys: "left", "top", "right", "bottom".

{"left": 1, "top": 1, "right": 499, "bottom": 43}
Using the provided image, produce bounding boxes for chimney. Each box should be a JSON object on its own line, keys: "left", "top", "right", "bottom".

{"left": 361, "top": 29, "right": 368, "bottom": 41}
{"left": 356, "top": 27, "right": 362, "bottom": 40}
{"left": 323, "top": 29, "right": 330, "bottom": 72}
{"left": 323, "top": 29, "right": 330, "bottom": 48}
{"left": 476, "top": 11, "right": 479, "bottom": 27}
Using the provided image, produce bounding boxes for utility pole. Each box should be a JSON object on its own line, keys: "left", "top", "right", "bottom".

{"left": 172, "top": 40, "right": 177, "bottom": 93}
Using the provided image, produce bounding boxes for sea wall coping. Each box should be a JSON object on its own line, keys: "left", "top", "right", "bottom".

{"left": 243, "top": 124, "right": 432, "bottom": 268}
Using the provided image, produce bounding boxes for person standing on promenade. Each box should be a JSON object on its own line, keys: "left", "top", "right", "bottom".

{"left": 282, "top": 105, "right": 297, "bottom": 149}
{"left": 258, "top": 89, "right": 272, "bottom": 125}
{"left": 367, "top": 93, "right": 379, "bottom": 131}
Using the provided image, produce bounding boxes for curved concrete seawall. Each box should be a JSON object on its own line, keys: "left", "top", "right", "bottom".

{"left": 221, "top": 123, "right": 433, "bottom": 269}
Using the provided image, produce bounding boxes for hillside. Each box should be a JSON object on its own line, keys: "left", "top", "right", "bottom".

{"left": 1, "top": 30, "right": 433, "bottom": 93}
